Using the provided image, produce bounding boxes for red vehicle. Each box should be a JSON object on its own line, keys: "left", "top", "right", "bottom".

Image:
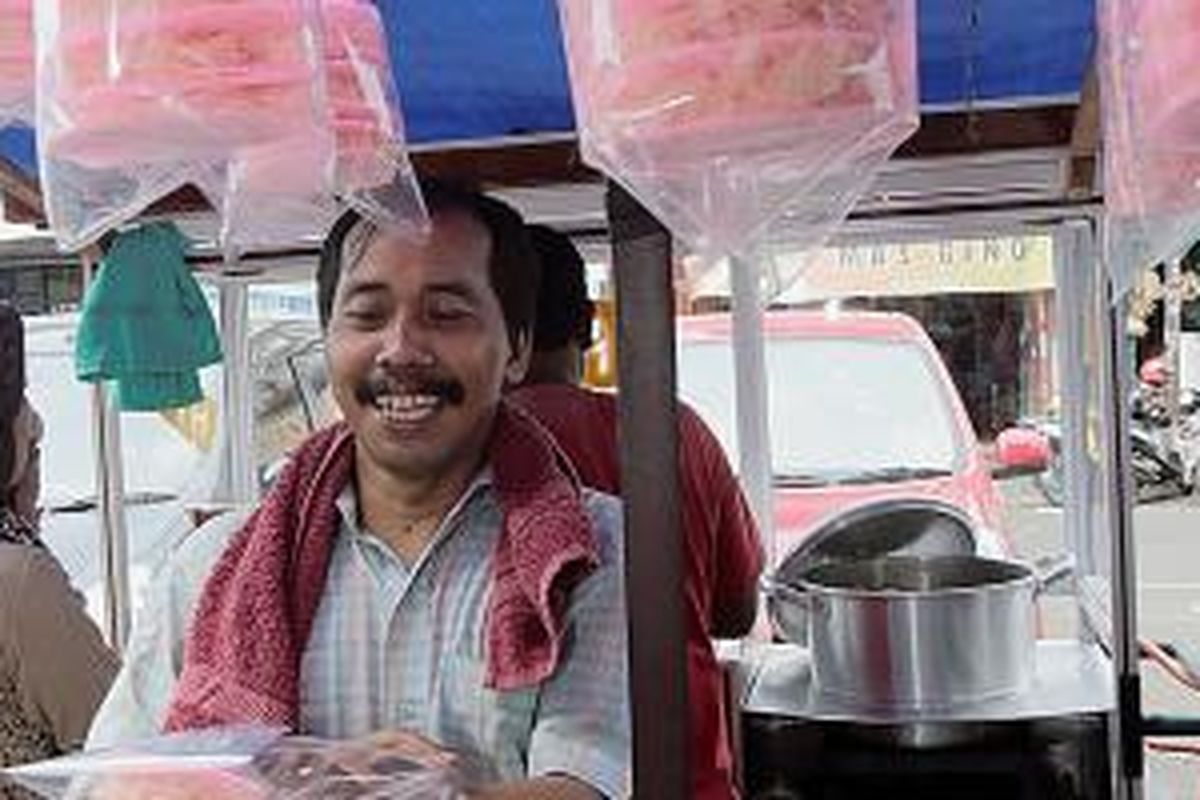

{"left": 676, "top": 309, "right": 1012, "bottom": 564}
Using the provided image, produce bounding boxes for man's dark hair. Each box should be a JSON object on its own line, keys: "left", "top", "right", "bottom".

{"left": 527, "top": 225, "right": 594, "bottom": 353}
{"left": 0, "top": 303, "right": 26, "bottom": 498}
{"left": 317, "top": 179, "right": 540, "bottom": 351}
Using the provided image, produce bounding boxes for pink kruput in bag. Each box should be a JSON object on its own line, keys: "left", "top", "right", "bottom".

{"left": 557, "top": 0, "right": 918, "bottom": 278}
{"left": 1101, "top": 0, "right": 1200, "bottom": 294}
{"left": 47, "top": 0, "right": 321, "bottom": 166}
{"left": 36, "top": 0, "right": 425, "bottom": 252}
{"left": 2, "top": 725, "right": 470, "bottom": 799}
{"left": 221, "top": 0, "right": 425, "bottom": 251}
{"left": 0, "top": 0, "right": 34, "bottom": 126}
{"left": 36, "top": 0, "right": 331, "bottom": 249}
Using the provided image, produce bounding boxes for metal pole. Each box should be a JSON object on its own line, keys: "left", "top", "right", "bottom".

{"left": 218, "top": 276, "right": 256, "bottom": 504}
{"left": 1098, "top": 221, "right": 1144, "bottom": 800}
{"left": 729, "top": 255, "right": 776, "bottom": 562}
{"left": 1053, "top": 223, "right": 1094, "bottom": 578}
{"left": 1035, "top": 292, "right": 1055, "bottom": 418}
{"left": 1164, "top": 257, "right": 1183, "bottom": 452}
{"left": 81, "top": 251, "right": 132, "bottom": 650}
{"left": 607, "top": 181, "right": 691, "bottom": 799}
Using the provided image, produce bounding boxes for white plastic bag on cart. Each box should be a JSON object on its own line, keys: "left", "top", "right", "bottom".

{"left": 221, "top": 0, "right": 426, "bottom": 251}
{"left": 1100, "top": 0, "right": 1200, "bottom": 296}
{"left": 0, "top": 0, "right": 34, "bottom": 126}
{"left": 2, "top": 726, "right": 471, "bottom": 799}
{"left": 556, "top": 0, "right": 918, "bottom": 285}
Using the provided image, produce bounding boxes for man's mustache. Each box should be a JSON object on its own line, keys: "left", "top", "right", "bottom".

{"left": 354, "top": 370, "right": 466, "bottom": 407}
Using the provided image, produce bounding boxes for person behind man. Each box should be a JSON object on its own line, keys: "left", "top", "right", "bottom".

{"left": 510, "top": 225, "right": 763, "bottom": 800}
{"left": 87, "top": 184, "right": 629, "bottom": 799}
{"left": 0, "top": 303, "right": 119, "bottom": 798}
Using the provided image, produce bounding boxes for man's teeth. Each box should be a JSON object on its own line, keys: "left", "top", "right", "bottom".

{"left": 377, "top": 394, "right": 439, "bottom": 410}
{"left": 376, "top": 394, "right": 440, "bottom": 422}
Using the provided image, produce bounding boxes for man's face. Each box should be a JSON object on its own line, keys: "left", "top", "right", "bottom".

{"left": 325, "top": 211, "right": 529, "bottom": 482}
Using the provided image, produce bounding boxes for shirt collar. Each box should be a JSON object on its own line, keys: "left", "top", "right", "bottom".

{"left": 335, "top": 467, "right": 495, "bottom": 547}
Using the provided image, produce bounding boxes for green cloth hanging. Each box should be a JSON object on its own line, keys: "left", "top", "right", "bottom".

{"left": 74, "top": 221, "right": 223, "bottom": 411}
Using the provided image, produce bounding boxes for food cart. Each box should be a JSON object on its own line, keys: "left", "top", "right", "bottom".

{"left": 2, "top": 2, "right": 1198, "bottom": 797}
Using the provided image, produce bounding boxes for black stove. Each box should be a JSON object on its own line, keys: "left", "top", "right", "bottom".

{"left": 727, "top": 640, "right": 1117, "bottom": 799}
{"left": 740, "top": 712, "right": 1112, "bottom": 800}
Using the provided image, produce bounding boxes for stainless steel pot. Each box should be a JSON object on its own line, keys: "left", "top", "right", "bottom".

{"left": 797, "top": 555, "right": 1072, "bottom": 710}
{"left": 763, "top": 499, "right": 978, "bottom": 644}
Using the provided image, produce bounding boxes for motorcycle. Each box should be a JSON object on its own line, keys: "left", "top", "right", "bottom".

{"left": 1022, "top": 385, "right": 1200, "bottom": 506}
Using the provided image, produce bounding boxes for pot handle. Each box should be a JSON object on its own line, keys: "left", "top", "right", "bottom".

{"left": 760, "top": 575, "right": 808, "bottom": 603}
{"left": 1033, "top": 553, "right": 1076, "bottom": 594}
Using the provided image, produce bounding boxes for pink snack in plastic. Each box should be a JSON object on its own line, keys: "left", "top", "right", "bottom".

{"left": 50, "top": 75, "right": 322, "bottom": 167}
{"left": 54, "top": 0, "right": 270, "bottom": 33}
{"left": 57, "top": 3, "right": 314, "bottom": 97}
{"left": 592, "top": 27, "right": 888, "bottom": 141}
{"left": 85, "top": 768, "right": 269, "bottom": 800}
{"left": 1130, "top": 0, "right": 1200, "bottom": 150}
{"left": 334, "top": 116, "right": 397, "bottom": 189}
{"left": 45, "top": 0, "right": 328, "bottom": 166}
{"left": 322, "top": 0, "right": 395, "bottom": 136}
{"left": 326, "top": 59, "right": 387, "bottom": 117}
{"left": 0, "top": 0, "right": 31, "bottom": 50}
{"left": 323, "top": 0, "right": 390, "bottom": 64}
{"left": 0, "top": 53, "right": 32, "bottom": 98}
{"left": 321, "top": 0, "right": 398, "bottom": 189}
{"left": 237, "top": 117, "right": 390, "bottom": 196}
{"left": 0, "top": 0, "right": 33, "bottom": 115}
{"left": 564, "top": 0, "right": 908, "bottom": 149}
{"left": 614, "top": 0, "right": 890, "bottom": 54}
{"left": 558, "top": 0, "right": 917, "bottom": 260}
{"left": 228, "top": 0, "right": 399, "bottom": 218}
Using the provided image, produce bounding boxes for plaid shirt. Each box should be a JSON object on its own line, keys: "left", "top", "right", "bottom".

{"left": 87, "top": 475, "right": 630, "bottom": 797}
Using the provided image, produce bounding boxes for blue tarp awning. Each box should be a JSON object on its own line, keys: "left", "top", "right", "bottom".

{"left": 1, "top": 0, "right": 1095, "bottom": 178}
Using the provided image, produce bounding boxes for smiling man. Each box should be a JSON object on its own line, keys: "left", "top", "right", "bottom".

{"left": 87, "top": 183, "right": 630, "bottom": 799}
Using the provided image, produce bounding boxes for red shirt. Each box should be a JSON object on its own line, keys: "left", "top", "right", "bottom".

{"left": 510, "top": 383, "right": 764, "bottom": 800}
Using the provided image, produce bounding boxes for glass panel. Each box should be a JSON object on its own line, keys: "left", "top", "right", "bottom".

{"left": 1128, "top": 251, "right": 1200, "bottom": 788}
{"left": 672, "top": 234, "right": 1065, "bottom": 575}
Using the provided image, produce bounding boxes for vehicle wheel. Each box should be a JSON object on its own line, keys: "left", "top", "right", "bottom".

{"left": 1133, "top": 478, "right": 1166, "bottom": 504}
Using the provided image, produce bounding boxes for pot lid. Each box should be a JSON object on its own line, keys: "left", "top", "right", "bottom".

{"left": 774, "top": 498, "right": 977, "bottom": 585}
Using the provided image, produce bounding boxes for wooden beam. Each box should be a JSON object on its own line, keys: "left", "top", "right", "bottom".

{"left": 897, "top": 105, "right": 1077, "bottom": 158}
{"left": 1, "top": 105, "right": 1081, "bottom": 228}
{"left": 412, "top": 136, "right": 600, "bottom": 188}
{"left": 1067, "top": 58, "right": 1101, "bottom": 198}
{"left": 412, "top": 106, "right": 1081, "bottom": 185}
{"left": 0, "top": 155, "right": 43, "bottom": 223}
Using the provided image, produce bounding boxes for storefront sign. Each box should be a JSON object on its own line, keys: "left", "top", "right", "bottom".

{"left": 775, "top": 234, "right": 1055, "bottom": 301}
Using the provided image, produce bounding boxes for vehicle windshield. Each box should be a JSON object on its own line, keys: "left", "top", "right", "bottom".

{"left": 677, "top": 335, "right": 964, "bottom": 483}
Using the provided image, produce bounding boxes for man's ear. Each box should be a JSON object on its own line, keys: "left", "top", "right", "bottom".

{"left": 504, "top": 329, "right": 533, "bottom": 387}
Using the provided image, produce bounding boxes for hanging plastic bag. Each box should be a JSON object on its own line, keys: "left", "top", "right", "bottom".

{"left": 2, "top": 726, "right": 471, "bottom": 799}
{"left": 220, "top": 0, "right": 427, "bottom": 252}
{"left": 318, "top": 0, "right": 425, "bottom": 238}
{"left": 35, "top": 0, "right": 418, "bottom": 253}
{"left": 1101, "top": 0, "right": 1200, "bottom": 295}
{"left": 35, "top": 0, "right": 332, "bottom": 249}
{"left": 557, "top": 0, "right": 918, "bottom": 284}
{"left": 0, "top": 0, "right": 34, "bottom": 126}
